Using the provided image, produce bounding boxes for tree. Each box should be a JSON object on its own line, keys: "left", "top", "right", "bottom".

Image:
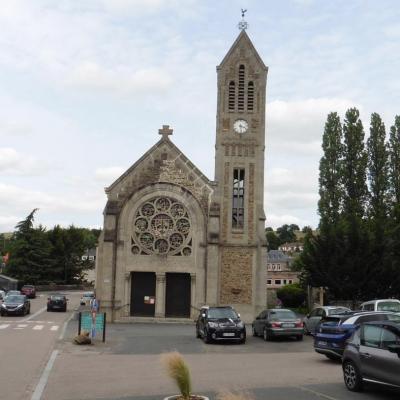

{"left": 265, "top": 229, "right": 281, "bottom": 250}
{"left": 5, "top": 210, "right": 54, "bottom": 284}
{"left": 276, "top": 224, "right": 298, "bottom": 244}
{"left": 318, "top": 112, "right": 343, "bottom": 229}
{"left": 277, "top": 283, "right": 306, "bottom": 308}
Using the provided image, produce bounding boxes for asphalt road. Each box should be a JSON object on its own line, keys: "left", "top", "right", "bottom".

{"left": 40, "top": 322, "right": 400, "bottom": 400}
{"left": 0, "top": 291, "right": 83, "bottom": 400}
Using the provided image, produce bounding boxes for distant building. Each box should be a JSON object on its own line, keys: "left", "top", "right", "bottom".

{"left": 81, "top": 248, "right": 96, "bottom": 262}
{"left": 266, "top": 250, "right": 300, "bottom": 289}
{"left": 279, "top": 242, "right": 304, "bottom": 254}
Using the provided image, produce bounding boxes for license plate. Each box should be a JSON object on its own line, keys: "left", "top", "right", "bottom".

{"left": 223, "top": 332, "right": 235, "bottom": 337}
{"left": 282, "top": 323, "right": 295, "bottom": 328}
{"left": 318, "top": 341, "right": 327, "bottom": 346}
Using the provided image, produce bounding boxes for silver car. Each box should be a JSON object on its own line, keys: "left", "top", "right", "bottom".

{"left": 303, "top": 306, "right": 351, "bottom": 335}
{"left": 343, "top": 321, "right": 400, "bottom": 391}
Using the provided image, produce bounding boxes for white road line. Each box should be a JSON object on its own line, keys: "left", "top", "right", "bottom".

{"left": 33, "top": 325, "right": 44, "bottom": 330}
{"left": 0, "top": 324, "right": 9, "bottom": 329}
{"left": 50, "top": 325, "right": 59, "bottom": 331}
{"left": 21, "top": 306, "right": 47, "bottom": 322}
{"left": 298, "top": 386, "right": 340, "bottom": 400}
{"left": 59, "top": 311, "right": 75, "bottom": 340}
{"left": 18, "top": 324, "right": 28, "bottom": 328}
{"left": 31, "top": 349, "right": 58, "bottom": 400}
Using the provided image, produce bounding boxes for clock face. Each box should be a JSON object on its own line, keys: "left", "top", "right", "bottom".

{"left": 233, "top": 119, "right": 249, "bottom": 134}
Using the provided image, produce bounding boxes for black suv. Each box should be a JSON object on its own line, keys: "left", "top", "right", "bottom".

{"left": 196, "top": 306, "right": 246, "bottom": 344}
{"left": 47, "top": 294, "right": 68, "bottom": 312}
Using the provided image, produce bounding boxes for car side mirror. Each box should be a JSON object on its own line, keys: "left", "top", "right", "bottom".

{"left": 201, "top": 313, "right": 206, "bottom": 318}
{"left": 387, "top": 344, "right": 400, "bottom": 357}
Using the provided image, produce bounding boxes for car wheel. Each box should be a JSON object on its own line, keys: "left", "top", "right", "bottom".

{"left": 296, "top": 335, "right": 303, "bottom": 341}
{"left": 203, "top": 329, "right": 211, "bottom": 344}
{"left": 303, "top": 323, "right": 310, "bottom": 335}
{"left": 343, "top": 360, "right": 363, "bottom": 392}
{"left": 27, "top": 306, "right": 30, "bottom": 315}
{"left": 252, "top": 325, "right": 258, "bottom": 337}
{"left": 62, "top": 306, "right": 67, "bottom": 312}
{"left": 0, "top": 311, "right": 4, "bottom": 316}
{"left": 263, "top": 327, "right": 270, "bottom": 341}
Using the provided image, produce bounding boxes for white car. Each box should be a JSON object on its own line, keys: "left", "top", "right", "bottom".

{"left": 303, "top": 306, "right": 351, "bottom": 335}
{"left": 360, "top": 299, "right": 400, "bottom": 312}
{"left": 80, "top": 291, "right": 95, "bottom": 306}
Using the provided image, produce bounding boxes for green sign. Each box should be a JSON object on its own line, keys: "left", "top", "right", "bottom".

{"left": 79, "top": 312, "right": 106, "bottom": 342}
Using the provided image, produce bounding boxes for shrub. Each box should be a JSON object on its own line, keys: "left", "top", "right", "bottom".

{"left": 277, "top": 283, "right": 306, "bottom": 308}
{"left": 161, "top": 351, "right": 192, "bottom": 399}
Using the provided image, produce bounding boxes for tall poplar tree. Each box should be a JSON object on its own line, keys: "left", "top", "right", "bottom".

{"left": 318, "top": 112, "right": 343, "bottom": 229}
{"left": 366, "top": 113, "right": 389, "bottom": 296}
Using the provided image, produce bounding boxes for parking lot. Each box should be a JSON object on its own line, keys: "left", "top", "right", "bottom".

{"left": 40, "top": 322, "right": 400, "bottom": 400}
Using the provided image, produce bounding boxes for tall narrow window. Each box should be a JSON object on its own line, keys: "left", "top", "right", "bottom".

{"left": 232, "top": 168, "right": 245, "bottom": 228}
{"left": 247, "top": 81, "right": 254, "bottom": 111}
{"left": 228, "top": 81, "right": 235, "bottom": 111}
{"left": 238, "top": 65, "right": 245, "bottom": 111}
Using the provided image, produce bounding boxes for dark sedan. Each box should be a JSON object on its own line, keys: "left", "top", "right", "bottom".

{"left": 343, "top": 321, "right": 400, "bottom": 392}
{"left": 47, "top": 294, "right": 68, "bottom": 312}
{"left": 252, "top": 308, "right": 303, "bottom": 341}
{"left": 0, "top": 295, "right": 30, "bottom": 316}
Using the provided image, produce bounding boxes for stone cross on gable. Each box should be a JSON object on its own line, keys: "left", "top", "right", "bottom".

{"left": 158, "top": 125, "right": 173, "bottom": 139}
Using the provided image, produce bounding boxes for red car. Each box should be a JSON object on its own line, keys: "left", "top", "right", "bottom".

{"left": 20, "top": 285, "right": 36, "bottom": 299}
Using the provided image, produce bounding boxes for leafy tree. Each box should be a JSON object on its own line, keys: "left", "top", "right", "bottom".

{"left": 265, "top": 229, "right": 281, "bottom": 250}
{"left": 276, "top": 224, "right": 297, "bottom": 244}
{"left": 301, "top": 226, "right": 313, "bottom": 235}
{"left": 277, "top": 283, "right": 306, "bottom": 308}
{"left": 318, "top": 112, "right": 343, "bottom": 229}
{"left": 5, "top": 210, "right": 54, "bottom": 284}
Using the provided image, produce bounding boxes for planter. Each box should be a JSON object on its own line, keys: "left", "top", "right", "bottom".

{"left": 164, "top": 396, "right": 209, "bottom": 400}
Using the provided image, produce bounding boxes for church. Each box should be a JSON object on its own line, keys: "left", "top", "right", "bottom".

{"left": 95, "top": 28, "right": 268, "bottom": 323}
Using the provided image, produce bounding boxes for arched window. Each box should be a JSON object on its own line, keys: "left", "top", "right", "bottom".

{"left": 228, "top": 81, "right": 235, "bottom": 111}
{"left": 238, "top": 65, "right": 245, "bottom": 111}
{"left": 247, "top": 81, "right": 254, "bottom": 111}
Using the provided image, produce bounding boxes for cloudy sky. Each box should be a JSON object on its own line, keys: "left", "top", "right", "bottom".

{"left": 1, "top": 0, "right": 399, "bottom": 232}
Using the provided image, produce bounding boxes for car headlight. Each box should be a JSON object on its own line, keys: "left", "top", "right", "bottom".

{"left": 208, "top": 322, "right": 219, "bottom": 328}
{"left": 236, "top": 321, "right": 244, "bottom": 328}
{"left": 1, "top": 303, "right": 6, "bottom": 308}
{"left": 16, "top": 304, "right": 23, "bottom": 308}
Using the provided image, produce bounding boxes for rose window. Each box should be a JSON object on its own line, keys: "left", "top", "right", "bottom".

{"left": 131, "top": 197, "right": 192, "bottom": 256}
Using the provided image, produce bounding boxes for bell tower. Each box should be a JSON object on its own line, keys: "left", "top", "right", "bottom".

{"left": 207, "top": 26, "right": 268, "bottom": 321}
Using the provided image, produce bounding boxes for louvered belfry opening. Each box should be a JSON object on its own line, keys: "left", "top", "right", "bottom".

{"left": 238, "top": 64, "right": 245, "bottom": 111}
{"left": 228, "top": 81, "right": 235, "bottom": 111}
{"left": 247, "top": 81, "right": 254, "bottom": 111}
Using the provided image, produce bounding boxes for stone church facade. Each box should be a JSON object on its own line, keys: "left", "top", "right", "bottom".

{"left": 95, "top": 30, "right": 268, "bottom": 322}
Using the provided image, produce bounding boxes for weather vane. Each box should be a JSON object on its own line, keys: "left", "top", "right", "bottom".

{"left": 238, "top": 8, "right": 248, "bottom": 30}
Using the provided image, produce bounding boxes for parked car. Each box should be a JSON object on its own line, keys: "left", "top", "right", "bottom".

{"left": 342, "top": 321, "right": 400, "bottom": 392}
{"left": 80, "top": 291, "right": 95, "bottom": 306}
{"left": 314, "top": 311, "right": 400, "bottom": 360}
{"left": 0, "top": 290, "right": 5, "bottom": 300}
{"left": 20, "top": 285, "right": 36, "bottom": 299}
{"left": 47, "top": 294, "right": 68, "bottom": 312}
{"left": 196, "top": 306, "right": 246, "bottom": 343}
{"left": 360, "top": 299, "right": 400, "bottom": 312}
{"left": 303, "top": 306, "right": 352, "bottom": 335}
{"left": 6, "top": 290, "right": 21, "bottom": 297}
{"left": 252, "top": 308, "right": 303, "bottom": 341}
{"left": 0, "top": 295, "right": 30, "bottom": 316}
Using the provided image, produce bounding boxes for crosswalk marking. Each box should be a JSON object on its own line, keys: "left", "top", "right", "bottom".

{"left": 50, "top": 325, "right": 59, "bottom": 331}
{"left": 17, "top": 324, "right": 28, "bottom": 328}
{"left": 33, "top": 325, "right": 44, "bottom": 330}
{"left": 0, "top": 324, "right": 10, "bottom": 329}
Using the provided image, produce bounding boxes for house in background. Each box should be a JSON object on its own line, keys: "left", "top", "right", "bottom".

{"left": 267, "top": 249, "right": 300, "bottom": 288}
{"left": 82, "top": 248, "right": 96, "bottom": 262}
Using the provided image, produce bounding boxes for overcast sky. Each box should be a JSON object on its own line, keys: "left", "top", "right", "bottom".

{"left": 1, "top": 0, "right": 399, "bottom": 232}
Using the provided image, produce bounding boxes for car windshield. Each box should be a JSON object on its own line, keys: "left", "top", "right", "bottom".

{"left": 207, "top": 308, "right": 238, "bottom": 319}
{"left": 83, "top": 293, "right": 94, "bottom": 298}
{"left": 377, "top": 302, "right": 400, "bottom": 312}
{"left": 328, "top": 308, "right": 350, "bottom": 315}
{"left": 270, "top": 310, "right": 297, "bottom": 320}
{"left": 51, "top": 296, "right": 64, "bottom": 300}
{"left": 5, "top": 295, "right": 24, "bottom": 303}
{"left": 23, "top": 285, "right": 34, "bottom": 288}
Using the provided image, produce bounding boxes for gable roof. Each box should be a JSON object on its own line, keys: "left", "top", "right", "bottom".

{"left": 217, "top": 30, "right": 268, "bottom": 71}
{"left": 106, "top": 135, "right": 212, "bottom": 193}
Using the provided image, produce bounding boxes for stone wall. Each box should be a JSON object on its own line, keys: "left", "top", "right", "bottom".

{"left": 219, "top": 247, "right": 252, "bottom": 304}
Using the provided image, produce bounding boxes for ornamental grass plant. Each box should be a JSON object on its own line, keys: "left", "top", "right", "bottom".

{"left": 161, "top": 351, "right": 192, "bottom": 400}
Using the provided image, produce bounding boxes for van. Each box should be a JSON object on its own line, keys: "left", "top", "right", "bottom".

{"left": 360, "top": 299, "right": 400, "bottom": 312}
